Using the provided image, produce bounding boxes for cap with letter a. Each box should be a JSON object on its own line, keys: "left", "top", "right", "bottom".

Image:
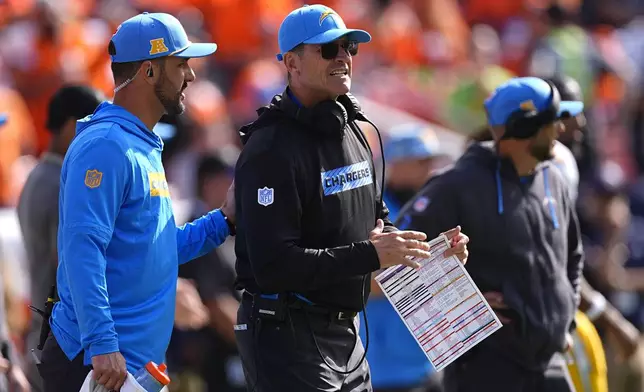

{"left": 109, "top": 12, "right": 218, "bottom": 63}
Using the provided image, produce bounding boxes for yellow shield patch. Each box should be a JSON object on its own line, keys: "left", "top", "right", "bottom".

{"left": 149, "top": 38, "right": 169, "bottom": 55}
{"left": 85, "top": 169, "right": 103, "bottom": 189}
{"left": 520, "top": 100, "right": 536, "bottom": 111}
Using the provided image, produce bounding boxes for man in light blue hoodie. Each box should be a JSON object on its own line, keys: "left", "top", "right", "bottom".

{"left": 36, "top": 12, "right": 235, "bottom": 392}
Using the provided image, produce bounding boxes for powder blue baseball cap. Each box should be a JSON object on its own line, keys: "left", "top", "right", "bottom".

{"left": 276, "top": 4, "right": 371, "bottom": 61}
{"left": 484, "top": 77, "right": 584, "bottom": 126}
{"left": 384, "top": 124, "right": 440, "bottom": 163}
{"left": 110, "top": 12, "right": 217, "bottom": 63}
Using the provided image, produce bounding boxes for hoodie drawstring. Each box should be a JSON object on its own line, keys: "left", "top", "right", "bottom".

{"left": 543, "top": 167, "right": 560, "bottom": 229}
{"left": 495, "top": 163, "right": 560, "bottom": 229}
{"left": 495, "top": 161, "right": 504, "bottom": 215}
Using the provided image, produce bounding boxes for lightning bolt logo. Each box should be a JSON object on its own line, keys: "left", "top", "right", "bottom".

{"left": 319, "top": 9, "right": 336, "bottom": 25}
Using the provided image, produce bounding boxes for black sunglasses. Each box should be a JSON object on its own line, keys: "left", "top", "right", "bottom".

{"left": 320, "top": 41, "right": 359, "bottom": 60}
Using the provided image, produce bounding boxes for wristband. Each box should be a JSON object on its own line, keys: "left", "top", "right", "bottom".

{"left": 220, "top": 210, "right": 236, "bottom": 236}
{"left": 585, "top": 291, "right": 607, "bottom": 322}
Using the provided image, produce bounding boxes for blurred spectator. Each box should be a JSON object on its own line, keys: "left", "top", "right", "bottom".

{"left": 0, "top": 114, "right": 31, "bottom": 392}
{"left": 545, "top": 75, "right": 598, "bottom": 179}
{"left": 0, "top": 86, "right": 37, "bottom": 207}
{"left": 381, "top": 123, "right": 443, "bottom": 220}
{"left": 0, "top": 272, "right": 30, "bottom": 392}
{"left": 167, "top": 153, "right": 243, "bottom": 392}
{"left": 17, "top": 84, "right": 104, "bottom": 389}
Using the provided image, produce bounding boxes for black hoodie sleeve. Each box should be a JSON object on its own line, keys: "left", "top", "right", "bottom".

{"left": 394, "top": 172, "right": 460, "bottom": 238}
{"left": 380, "top": 201, "right": 397, "bottom": 233}
{"left": 236, "top": 150, "right": 381, "bottom": 293}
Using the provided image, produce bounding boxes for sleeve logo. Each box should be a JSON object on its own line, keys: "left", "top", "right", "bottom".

{"left": 520, "top": 100, "right": 536, "bottom": 111}
{"left": 413, "top": 196, "right": 430, "bottom": 212}
{"left": 84, "top": 169, "right": 103, "bottom": 188}
{"left": 257, "top": 187, "right": 274, "bottom": 206}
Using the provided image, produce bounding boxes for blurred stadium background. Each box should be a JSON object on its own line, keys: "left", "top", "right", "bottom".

{"left": 2, "top": 0, "right": 644, "bottom": 391}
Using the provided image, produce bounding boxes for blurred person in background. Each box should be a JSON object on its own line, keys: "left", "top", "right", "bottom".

{"left": 380, "top": 123, "right": 443, "bottom": 220}
{"left": 0, "top": 113, "right": 30, "bottom": 392}
{"left": 545, "top": 75, "right": 597, "bottom": 181}
{"left": 359, "top": 124, "right": 445, "bottom": 392}
{"left": 527, "top": 4, "right": 601, "bottom": 106}
{"left": 597, "top": 161, "right": 644, "bottom": 392}
{"left": 168, "top": 153, "right": 244, "bottom": 392}
{"left": 0, "top": 1, "right": 66, "bottom": 155}
{"left": 0, "top": 84, "right": 37, "bottom": 208}
{"left": 551, "top": 136, "right": 640, "bottom": 392}
{"left": 38, "top": 12, "right": 234, "bottom": 392}
{"left": 397, "top": 77, "right": 584, "bottom": 392}
{"left": 551, "top": 140, "right": 610, "bottom": 392}
{"left": 548, "top": 73, "right": 644, "bottom": 392}
{"left": 0, "top": 274, "right": 30, "bottom": 392}
{"left": 17, "top": 84, "right": 104, "bottom": 391}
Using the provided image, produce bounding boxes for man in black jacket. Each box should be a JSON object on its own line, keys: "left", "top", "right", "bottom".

{"left": 396, "top": 77, "right": 585, "bottom": 392}
{"left": 233, "top": 4, "right": 469, "bottom": 392}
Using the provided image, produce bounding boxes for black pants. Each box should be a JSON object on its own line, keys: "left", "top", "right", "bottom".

{"left": 37, "top": 333, "right": 92, "bottom": 392}
{"left": 374, "top": 373, "right": 444, "bottom": 392}
{"left": 442, "top": 348, "right": 574, "bottom": 392}
{"left": 235, "top": 298, "right": 372, "bottom": 392}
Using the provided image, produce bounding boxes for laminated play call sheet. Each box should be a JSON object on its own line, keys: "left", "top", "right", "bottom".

{"left": 375, "top": 234, "right": 502, "bottom": 372}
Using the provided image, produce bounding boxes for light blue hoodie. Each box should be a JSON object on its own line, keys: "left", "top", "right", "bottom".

{"left": 51, "top": 102, "right": 230, "bottom": 374}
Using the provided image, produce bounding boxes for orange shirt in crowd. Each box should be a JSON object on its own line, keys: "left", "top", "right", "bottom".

{"left": 199, "top": 0, "right": 297, "bottom": 63}
{"left": 10, "top": 36, "right": 63, "bottom": 155}
{"left": 0, "top": 87, "right": 37, "bottom": 207}
{"left": 462, "top": 0, "right": 527, "bottom": 25}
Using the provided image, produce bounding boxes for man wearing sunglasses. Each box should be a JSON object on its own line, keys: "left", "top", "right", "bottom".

{"left": 233, "top": 4, "right": 469, "bottom": 392}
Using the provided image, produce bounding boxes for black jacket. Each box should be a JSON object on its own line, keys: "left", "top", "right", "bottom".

{"left": 396, "top": 142, "right": 584, "bottom": 370}
{"left": 233, "top": 89, "right": 394, "bottom": 311}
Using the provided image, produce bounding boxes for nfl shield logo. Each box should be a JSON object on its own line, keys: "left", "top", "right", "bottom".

{"left": 84, "top": 169, "right": 103, "bottom": 189}
{"left": 413, "top": 196, "right": 430, "bottom": 212}
{"left": 258, "top": 187, "right": 274, "bottom": 206}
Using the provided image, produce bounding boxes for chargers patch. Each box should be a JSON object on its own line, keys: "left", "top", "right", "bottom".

{"left": 321, "top": 161, "right": 373, "bottom": 196}
{"left": 258, "top": 187, "right": 274, "bottom": 206}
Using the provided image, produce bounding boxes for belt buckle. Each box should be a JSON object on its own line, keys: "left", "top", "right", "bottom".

{"left": 337, "top": 311, "right": 354, "bottom": 320}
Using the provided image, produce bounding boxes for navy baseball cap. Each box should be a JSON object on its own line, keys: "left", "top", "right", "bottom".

{"left": 276, "top": 4, "right": 371, "bottom": 61}
{"left": 484, "top": 77, "right": 584, "bottom": 127}
{"left": 384, "top": 124, "right": 440, "bottom": 163}
{"left": 110, "top": 12, "right": 217, "bottom": 63}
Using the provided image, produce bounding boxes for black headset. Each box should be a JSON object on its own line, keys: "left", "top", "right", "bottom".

{"left": 291, "top": 94, "right": 361, "bottom": 138}
{"left": 502, "top": 80, "right": 561, "bottom": 140}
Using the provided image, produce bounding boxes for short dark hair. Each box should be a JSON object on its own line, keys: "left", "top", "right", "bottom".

{"left": 196, "top": 154, "right": 231, "bottom": 197}
{"left": 111, "top": 61, "right": 144, "bottom": 83}
{"left": 291, "top": 44, "right": 304, "bottom": 56}
{"left": 46, "top": 85, "right": 104, "bottom": 134}
{"left": 286, "top": 44, "right": 304, "bottom": 82}
{"left": 108, "top": 40, "right": 165, "bottom": 83}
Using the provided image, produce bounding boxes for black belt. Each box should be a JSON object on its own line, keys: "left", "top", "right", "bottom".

{"left": 242, "top": 291, "right": 357, "bottom": 321}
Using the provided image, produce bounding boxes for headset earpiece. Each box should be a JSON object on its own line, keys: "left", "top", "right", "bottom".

{"left": 504, "top": 108, "right": 540, "bottom": 139}
{"left": 147, "top": 66, "right": 154, "bottom": 78}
